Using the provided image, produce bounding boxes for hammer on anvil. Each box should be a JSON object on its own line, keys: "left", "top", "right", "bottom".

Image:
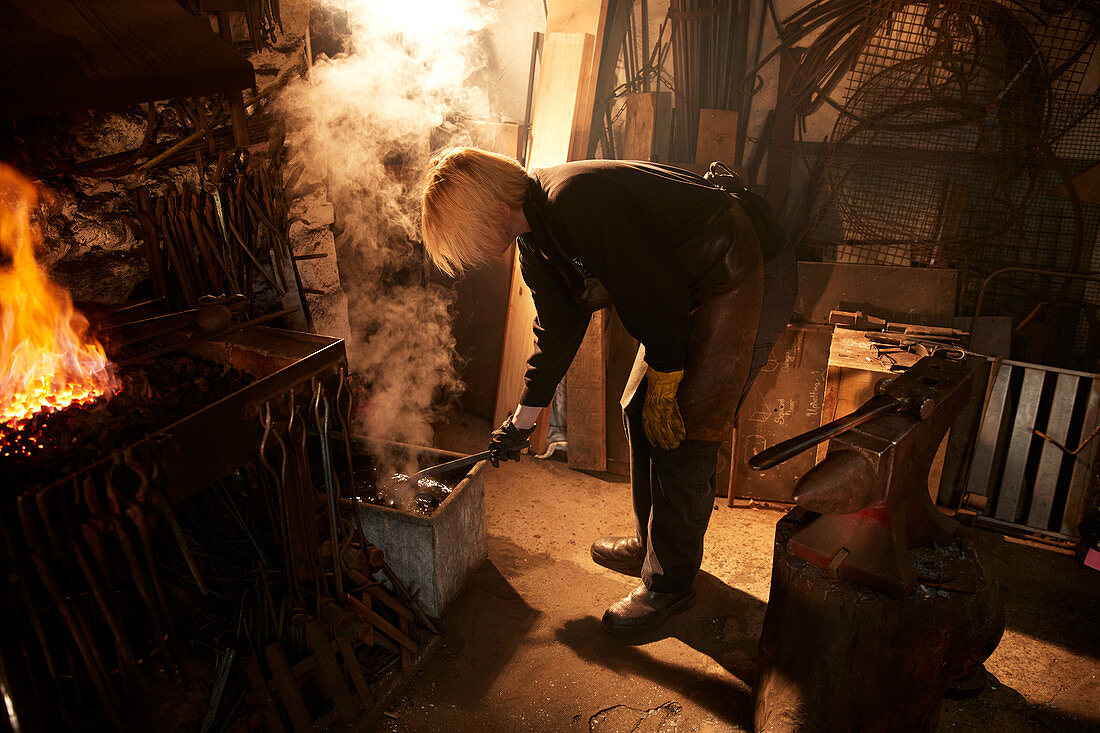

{"left": 749, "top": 353, "right": 974, "bottom": 597}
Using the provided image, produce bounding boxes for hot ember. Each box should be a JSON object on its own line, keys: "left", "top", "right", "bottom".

{"left": 0, "top": 164, "right": 118, "bottom": 448}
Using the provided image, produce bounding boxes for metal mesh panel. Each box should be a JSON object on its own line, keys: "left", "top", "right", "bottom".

{"left": 797, "top": 0, "right": 1100, "bottom": 366}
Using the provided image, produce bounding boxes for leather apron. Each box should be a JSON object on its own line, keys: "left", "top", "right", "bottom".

{"left": 620, "top": 203, "right": 768, "bottom": 443}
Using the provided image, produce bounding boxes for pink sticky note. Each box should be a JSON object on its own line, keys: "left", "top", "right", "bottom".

{"left": 1085, "top": 548, "right": 1100, "bottom": 572}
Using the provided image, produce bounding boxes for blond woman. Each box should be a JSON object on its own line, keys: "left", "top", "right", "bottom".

{"left": 422, "top": 147, "right": 796, "bottom": 635}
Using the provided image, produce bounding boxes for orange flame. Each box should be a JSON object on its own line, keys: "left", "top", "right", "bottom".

{"left": 0, "top": 164, "right": 118, "bottom": 437}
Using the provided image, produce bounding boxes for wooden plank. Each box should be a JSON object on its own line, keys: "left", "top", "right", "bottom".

{"left": 622, "top": 91, "right": 672, "bottom": 161}
{"left": 994, "top": 358, "right": 1100, "bottom": 380}
{"left": 453, "top": 118, "right": 521, "bottom": 420}
{"left": 816, "top": 363, "right": 843, "bottom": 465}
{"left": 305, "top": 621, "right": 357, "bottom": 722}
{"left": 1063, "top": 377, "right": 1100, "bottom": 536}
{"left": 547, "top": 0, "right": 610, "bottom": 36}
{"left": 493, "top": 31, "right": 598, "bottom": 430}
{"left": 452, "top": 247, "right": 512, "bottom": 420}
{"left": 470, "top": 121, "right": 524, "bottom": 161}
{"left": 265, "top": 643, "right": 313, "bottom": 733}
{"left": 928, "top": 431, "right": 951, "bottom": 503}
{"left": 732, "top": 325, "right": 833, "bottom": 503}
{"left": 567, "top": 310, "right": 608, "bottom": 471}
{"left": 1027, "top": 372, "right": 1078, "bottom": 529}
{"left": 995, "top": 367, "right": 1045, "bottom": 523}
{"left": 794, "top": 263, "right": 957, "bottom": 327}
{"left": 975, "top": 513, "right": 1080, "bottom": 543}
{"left": 335, "top": 637, "right": 374, "bottom": 707}
{"left": 347, "top": 594, "right": 417, "bottom": 652}
{"left": 695, "top": 109, "right": 739, "bottom": 166}
{"left": 589, "top": 0, "right": 631, "bottom": 159}
{"left": 528, "top": 32, "right": 598, "bottom": 168}
{"left": 965, "top": 363, "right": 1012, "bottom": 499}
{"left": 570, "top": 38, "right": 600, "bottom": 162}
{"left": 828, "top": 326, "right": 916, "bottom": 373}
{"left": 606, "top": 314, "right": 638, "bottom": 475}
{"left": 364, "top": 584, "right": 415, "bottom": 623}
{"left": 289, "top": 655, "right": 318, "bottom": 681}
{"left": 494, "top": 255, "right": 539, "bottom": 430}
{"left": 764, "top": 47, "right": 804, "bottom": 217}
{"left": 241, "top": 655, "right": 285, "bottom": 733}
{"left": 938, "top": 318, "right": 1013, "bottom": 508}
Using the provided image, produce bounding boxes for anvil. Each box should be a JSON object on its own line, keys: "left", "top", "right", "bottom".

{"left": 750, "top": 353, "right": 973, "bottom": 597}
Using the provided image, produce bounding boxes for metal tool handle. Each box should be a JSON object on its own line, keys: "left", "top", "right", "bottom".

{"left": 748, "top": 395, "right": 900, "bottom": 470}
{"left": 405, "top": 450, "right": 492, "bottom": 484}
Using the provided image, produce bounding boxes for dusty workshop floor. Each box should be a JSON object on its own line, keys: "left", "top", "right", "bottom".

{"left": 371, "top": 411, "right": 1100, "bottom": 733}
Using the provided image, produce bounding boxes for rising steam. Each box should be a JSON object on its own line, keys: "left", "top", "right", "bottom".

{"left": 278, "top": 0, "right": 492, "bottom": 454}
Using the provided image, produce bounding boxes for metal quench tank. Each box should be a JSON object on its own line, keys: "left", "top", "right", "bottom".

{"left": 349, "top": 437, "right": 488, "bottom": 619}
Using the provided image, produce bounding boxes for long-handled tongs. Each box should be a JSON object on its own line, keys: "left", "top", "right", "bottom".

{"left": 402, "top": 450, "right": 492, "bottom": 485}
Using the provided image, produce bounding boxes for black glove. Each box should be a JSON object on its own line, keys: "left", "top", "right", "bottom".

{"left": 488, "top": 416, "right": 535, "bottom": 467}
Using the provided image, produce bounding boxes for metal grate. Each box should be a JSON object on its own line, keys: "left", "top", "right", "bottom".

{"left": 797, "top": 0, "right": 1100, "bottom": 367}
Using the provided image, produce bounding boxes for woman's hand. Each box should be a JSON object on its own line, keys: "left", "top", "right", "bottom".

{"left": 488, "top": 416, "right": 536, "bottom": 466}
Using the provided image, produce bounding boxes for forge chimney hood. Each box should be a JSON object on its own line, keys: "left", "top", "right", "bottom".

{"left": 0, "top": 0, "right": 256, "bottom": 120}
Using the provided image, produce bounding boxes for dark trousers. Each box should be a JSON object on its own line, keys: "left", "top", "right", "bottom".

{"left": 624, "top": 382, "right": 721, "bottom": 594}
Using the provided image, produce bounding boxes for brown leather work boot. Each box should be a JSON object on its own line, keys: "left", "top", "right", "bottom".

{"left": 590, "top": 536, "right": 644, "bottom": 576}
{"left": 601, "top": 583, "right": 696, "bottom": 636}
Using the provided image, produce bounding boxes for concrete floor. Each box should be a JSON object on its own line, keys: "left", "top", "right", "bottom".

{"left": 372, "top": 411, "right": 1100, "bottom": 732}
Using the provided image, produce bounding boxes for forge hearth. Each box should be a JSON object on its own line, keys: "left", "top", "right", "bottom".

{"left": 0, "top": 325, "right": 447, "bottom": 730}
{"left": 1, "top": 354, "right": 255, "bottom": 491}
{"left": 3, "top": 325, "right": 344, "bottom": 500}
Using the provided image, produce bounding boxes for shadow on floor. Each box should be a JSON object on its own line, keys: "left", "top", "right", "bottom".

{"left": 973, "top": 531, "right": 1100, "bottom": 661}
{"left": 433, "top": 558, "right": 541, "bottom": 704}
{"left": 943, "top": 668, "right": 1100, "bottom": 733}
{"left": 554, "top": 571, "right": 766, "bottom": 730}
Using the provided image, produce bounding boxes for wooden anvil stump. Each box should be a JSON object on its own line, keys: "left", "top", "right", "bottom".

{"left": 753, "top": 511, "right": 1004, "bottom": 732}
{"left": 748, "top": 355, "right": 1005, "bottom": 731}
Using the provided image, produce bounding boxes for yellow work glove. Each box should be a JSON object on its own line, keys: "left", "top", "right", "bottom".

{"left": 642, "top": 367, "right": 687, "bottom": 450}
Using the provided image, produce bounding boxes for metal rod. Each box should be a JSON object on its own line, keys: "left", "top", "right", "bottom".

{"left": 749, "top": 395, "right": 899, "bottom": 470}
{"left": 116, "top": 307, "right": 298, "bottom": 366}
{"left": 314, "top": 383, "right": 344, "bottom": 601}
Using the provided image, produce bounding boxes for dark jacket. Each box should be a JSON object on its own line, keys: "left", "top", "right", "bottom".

{"left": 516, "top": 159, "right": 768, "bottom": 408}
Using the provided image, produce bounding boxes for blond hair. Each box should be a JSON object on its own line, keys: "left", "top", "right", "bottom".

{"left": 421, "top": 147, "right": 529, "bottom": 277}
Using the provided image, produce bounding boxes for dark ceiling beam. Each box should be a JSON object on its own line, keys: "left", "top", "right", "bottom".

{"left": 0, "top": 0, "right": 256, "bottom": 120}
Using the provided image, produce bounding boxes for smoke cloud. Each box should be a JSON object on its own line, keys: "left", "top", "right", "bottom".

{"left": 277, "top": 0, "right": 492, "bottom": 458}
